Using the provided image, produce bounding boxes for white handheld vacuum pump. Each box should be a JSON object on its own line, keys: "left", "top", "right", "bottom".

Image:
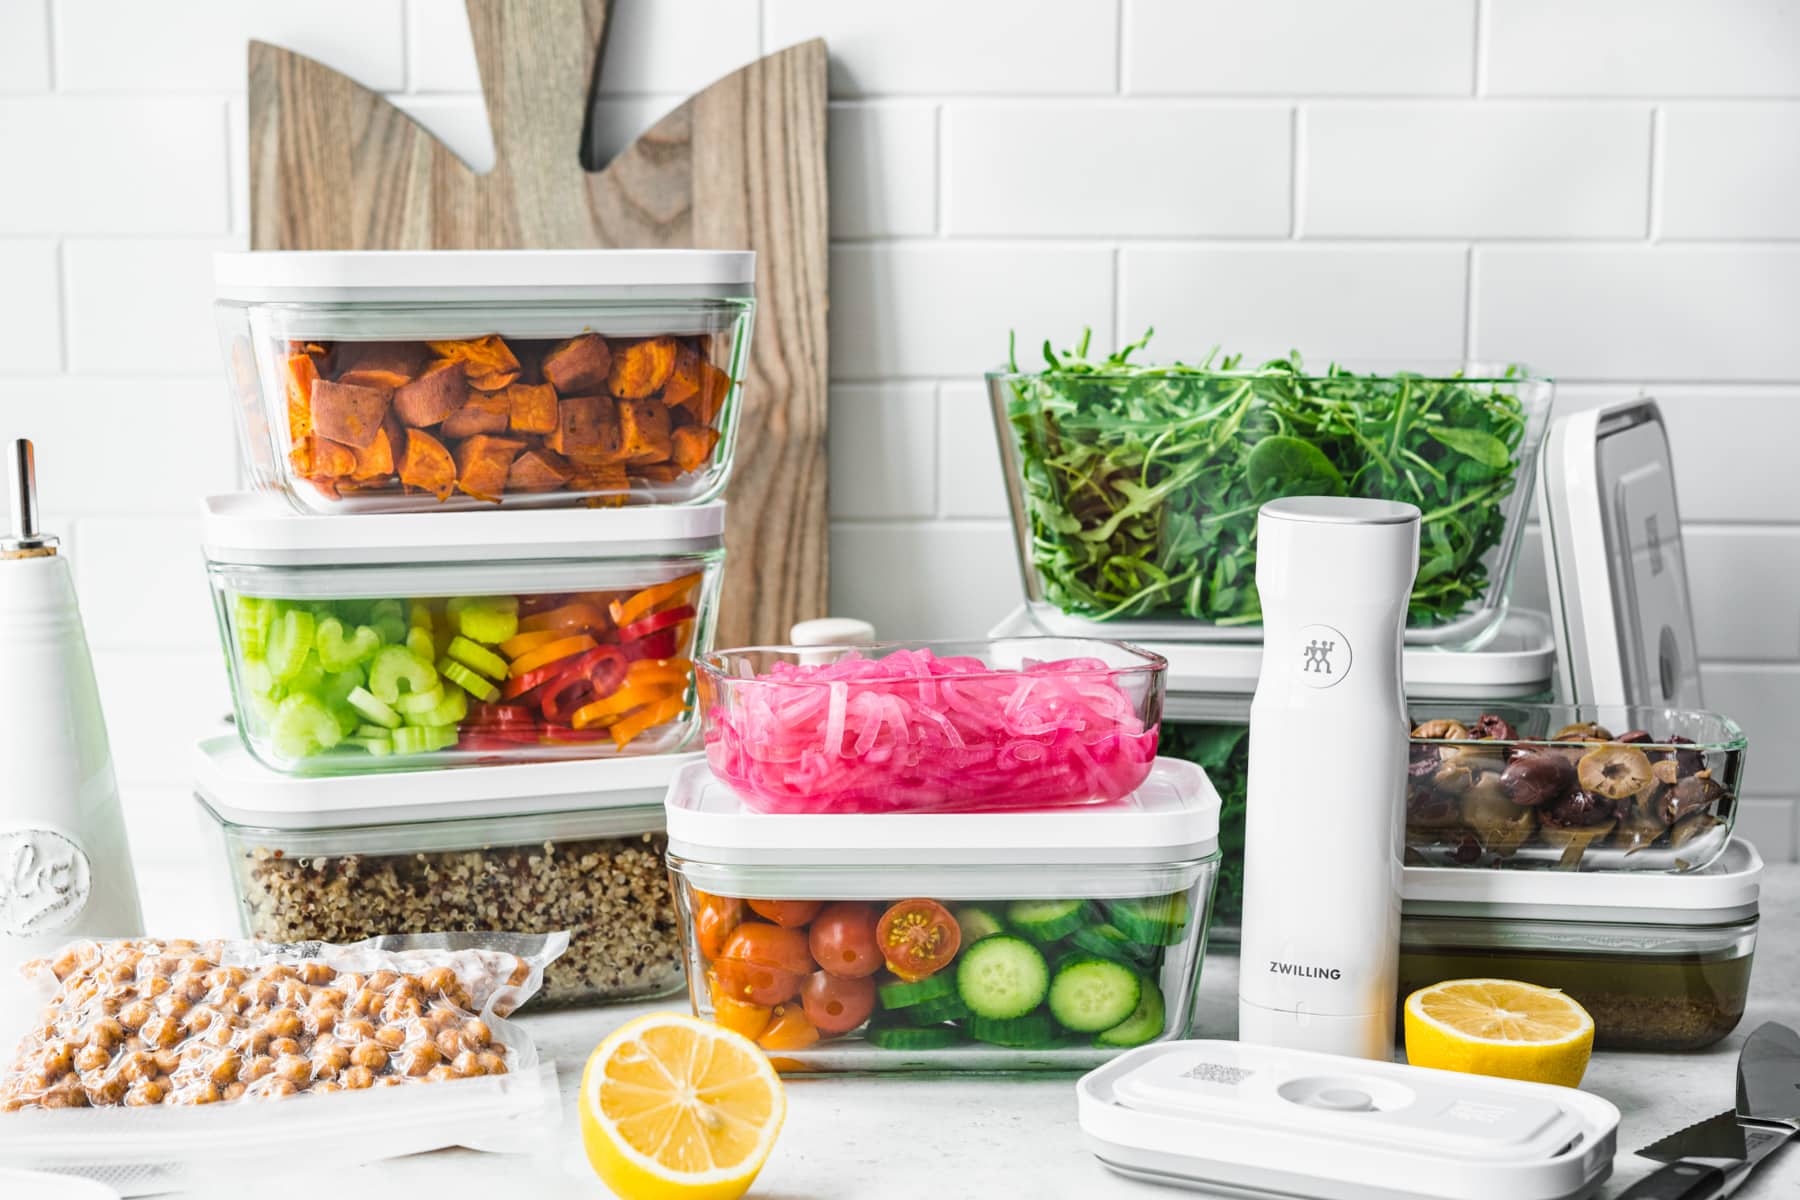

{"left": 1238, "top": 496, "right": 1421, "bottom": 1060}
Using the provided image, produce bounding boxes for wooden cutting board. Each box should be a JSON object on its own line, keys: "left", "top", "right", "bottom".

{"left": 247, "top": 0, "right": 829, "bottom": 648}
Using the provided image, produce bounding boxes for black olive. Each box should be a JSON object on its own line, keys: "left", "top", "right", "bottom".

{"left": 1453, "top": 835, "right": 1482, "bottom": 864}
{"left": 1546, "top": 788, "right": 1617, "bottom": 828}
{"left": 1661, "top": 774, "right": 1725, "bottom": 825}
{"left": 1471, "top": 714, "right": 1518, "bottom": 741}
{"left": 1615, "top": 730, "right": 1653, "bottom": 745}
{"left": 1665, "top": 734, "right": 1706, "bottom": 776}
{"left": 1500, "top": 751, "right": 1576, "bottom": 808}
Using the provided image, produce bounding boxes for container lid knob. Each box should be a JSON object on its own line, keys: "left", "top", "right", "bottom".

{"left": 789, "top": 617, "right": 877, "bottom": 647}
{"left": 2, "top": 438, "right": 57, "bottom": 559}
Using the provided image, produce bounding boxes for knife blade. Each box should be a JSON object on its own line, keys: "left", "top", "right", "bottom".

{"left": 1625, "top": 1023, "right": 1800, "bottom": 1200}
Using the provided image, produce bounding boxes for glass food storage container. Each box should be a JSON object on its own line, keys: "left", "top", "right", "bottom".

{"left": 990, "top": 358, "right": 1552, "bottom": 647}
{"left": 202, "top": 494, "right": 723, "bottom": 774}
{"left": 194, "top": 735, "right": 698, "bottom": 1009}
{"left": 214, "top": 250, "right": 753, "bottom": 513}
{"left": 697, "top": 638, "right": 1165, "bottom": 814}
{"left": 1404, "top": 703, "right": 1744, "bottom": 873}
{"left": 1400, "top": 838, "right": 1762, "bottom": 1051}
{"left": 664, "top": 757, "right": 1220, "bottom": 1072}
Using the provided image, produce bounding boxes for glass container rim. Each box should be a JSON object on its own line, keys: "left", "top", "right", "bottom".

{"left": 985, "top": 365, "right": 1554, "bottom": 389}
{"left": 1409, "top": 704, "right": 1747, "bottom": 753}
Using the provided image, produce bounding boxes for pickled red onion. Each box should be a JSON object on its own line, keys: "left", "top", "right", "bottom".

{"left": 704, "top": 648, "right": 1158, "bottom": 813}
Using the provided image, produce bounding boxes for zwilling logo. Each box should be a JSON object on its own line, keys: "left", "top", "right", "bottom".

{"left": 1301, "top": 639, "right": 1334, "bottom": 674}
{"left": 1269, "top": 960, "right": 1341, "bottom": 980}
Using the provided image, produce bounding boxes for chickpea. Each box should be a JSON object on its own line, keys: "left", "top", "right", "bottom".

{"left": 338, "top": 1018, "right": 375, "bottom": 1042}
{"left": 124, "top": 1078, "right": 167, "bottom": 1106}
{"left": 424, "top": 1065, "right": 455, "bottom": 1083}
{"left": 208, "top": 1053, "right": 242, "bottom": 1088}
{"left": 150, "top": 955, "right": 181, "bottom": 978}
{"left": 401, "top": 1044, "right": 439, "bottom": 1077}
{"left": 274, "top": 1054, "right": 310, "bottom": 1085}
{"left": 51, "top": 948, "right": 83, "bottom": 981}
{"left": 263, "top": 1008, "right": 302, "bottom": 1039}
{"left": 152, "top": 1049, "right": 181, "bottom": 1075}
{"left": 268, "top": 1037, "right": 300, "bottom": 1059}
{"left": 376, "top": 1075, "right": 405, "bottom": 1088}
{"left": 159, "top": 990, "right": 194, "bottom": 1019}
{"left": 140, "top": 1016, "right": 181, "bottom": 1050}
{"left": 414, "top": 966, "right": 454, "bottom": 995}
{"left": 374, "top": 1024, "right": 407, "bottom": 1051}
{"left": 367, "top": 970, "right": 398, "bottom": 992}
{"left": 351, "top": 988, "right": 384, "bottom": 1017}
{"left": 184, "top": 1005, "right": 219, "bottom": 1033}
{"left": 462, "top": 1018, "right": 492, "bottom": 1047}
{"left": 40, "top": 1040, "right": 74, "bottom": 1075}
{"left": 311, "top": 987, "right": 347, "bottom": 1011}
{"left": 74, "top": 1044, "right": 110, "bottom": 1074}
{"left": 42, "top": 1078, "right": 88, "bottom": 1109}
{"left": 340, "top": 1065, "right": 373, "bottom": 1090}
{"left": 337, "top": 973, "right": 365, "bottom": 994}
{"left": 179, "top": 975, "right": 209, "bottom": 1004}
{"left": 300, "top": 962, "right": 336, "bottom": 986}
{"left": 278, "top": 979, "right": 310, "bottom": 1007}
{"left": 208, "top": 965, "right": 247, "bottom": 991}
{"left": 306, "top": 1005, "right": 342, "bottom": 1037}
{"left": 84, "top": 1075, "right": 127, "bottom": 1105}
{"left": 177, "top": 1080, "right": 221, "bottom": 1105}
{"left": 143, "top": 975, "right": 171, "bottom": 999}
{"left": 476, "top": 1051, "right": 507, "bottom": 1076}
{"left": 312, "top": 1042, "right": 350, "bottom": 1078}
{"left": 105, "top": 961, "right": 135, "bottom": 987}
{"left": 166, "top": 940, "right": 199, "bottom": 956}
{"left": 248, "top": 977, "right": 279, "bottom": 1005}
{"left": 444, "top": 983, "right": 473, "bottom": 1011}
{"left": 260, "top": 1079, "right": 299, "bottom": 1099}
{"left": 118, "top": 1000, "right": 152, "bottom": 1031}
{"left": 452, "top": 1051, "right": 485, "bottom": 1078}
{"left": 349, "top": 1042, "right": 388, "bottom": 1072}
{"left": 97, "top": 990, "right": 125, "bottom": 1016}
{"left": 115, "top": 1050, "right": 153, "bottom": 1085}
{"left": 237, "top": 1055, "right": 273, "bottom": 1083}
{"left": 384, "top": 993, "right": 424, "bottom": 1022}
{"left": 221, "top": 1081, "right": 246, "bottom": 1101}
{"left": 434, "top": 1028, "right": 466, "bottom": 1059}
{"left": 88, "top": 1017, "right": 124, "bottom": 1051}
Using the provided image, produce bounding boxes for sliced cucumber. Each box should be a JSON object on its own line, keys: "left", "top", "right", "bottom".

{"left": 953, "top": 905, "right": 1006, "bottom": 945}
{"left": 1005, "top": 899, "right": 1088, "bottom": 943}
{"left": 1108, "top": 894, "right": 1190, "bottom": 947}
{"left": 439, "top": 659, "right": 500, "bottom": 703}
{"left": 1068, "top": 922, "right": 1151, "bottom": 966}
{"left": 877, "top": 973, "right": 955, "bottom": 1010}
{"left": 905, "top": 995, "right": 971, "bottom": 1026}
{"left": 1047, "top": 957, "right": 1142, "bottom": 1033}
{"left": 966, "top": 1012, "right": 1056, "bottom": 1047}
{"left": 1095, "top": 977, "right": 1165, "bottom": 1048}
{"left": 866, "top": 1024, "right": 960, "bottom": 1052}
{"left": 955, "top": 935, "right": 1049, "bottom": 1020}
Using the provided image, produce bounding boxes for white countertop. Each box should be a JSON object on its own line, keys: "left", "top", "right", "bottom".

{"left": 120, "top": 862, "right": 1800, "bottom": 1200}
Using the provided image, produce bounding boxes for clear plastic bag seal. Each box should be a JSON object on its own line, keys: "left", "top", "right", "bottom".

{"left": 0, "top": 932, "right": 570, "bottom": 1195}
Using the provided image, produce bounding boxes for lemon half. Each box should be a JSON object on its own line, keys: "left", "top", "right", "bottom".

{"left": 579, "top": 1012, "right": 786, "bottom": 1200}
{"left": 1403, "top": 978, "right": 1595, "bottom": 1088}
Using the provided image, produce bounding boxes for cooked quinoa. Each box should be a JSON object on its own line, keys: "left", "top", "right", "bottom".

{"left": 236, "top": 834, "right": 683, "bottom": 1008}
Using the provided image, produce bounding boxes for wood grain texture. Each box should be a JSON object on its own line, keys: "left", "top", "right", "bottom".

{"left": 248, "top": 0, "right": 828, "bottom": 647}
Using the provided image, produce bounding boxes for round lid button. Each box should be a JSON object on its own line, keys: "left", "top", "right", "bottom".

{"left": 1311, "top": 1087, "right": 1375, "bottom": 1112}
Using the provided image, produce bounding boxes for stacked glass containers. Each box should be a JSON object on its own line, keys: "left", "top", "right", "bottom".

{"left": 202, "top": 249, "right": 755, "bottom": 1007}
{"left": 665, "top": 638, "right": 1224, "bottom": 1072}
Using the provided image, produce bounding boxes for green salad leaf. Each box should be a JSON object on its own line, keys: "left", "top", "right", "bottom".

{"left": 1001, "top": 329, "right": 1533, "bottom": 627}
{"left": 1158, "top": 722, "right": 1250, "bottom": 921}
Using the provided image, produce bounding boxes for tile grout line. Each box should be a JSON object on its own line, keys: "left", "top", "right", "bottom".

{"left": 1462, "top": 244, "right": 1477, "bottom": 362}
{"left": 1289, "top": 105, "right": 1304, "bottom": 239}
{"left": 1114, "top": 0, "right": 1127, "bottom": 95}
{"left": 54, "top": 239, "right": 71, "bottom": 372}
{"left": 1472, "top": 0, "right": 1489, "bottom": 97}
{"left": 1646, "top": 106, "right": 1665, "bottom": 242}
{"left": 934, "top": 103, "right": 946, "bottom": 236}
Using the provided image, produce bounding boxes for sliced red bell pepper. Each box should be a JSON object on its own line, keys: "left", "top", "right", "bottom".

{"left": 502, "top": 651, "right": 589, "bottom": 702}
{"left": 618, "top": 604, "right": 695, "bottom": 643}
{"left": 622, "top": 628, "right": 680, "bottom": 662}
{"left": 609, "top": 574, "right": 702, "bottom": 629}
{"left": 540, "top": 646, "right": 628, "bottom": 724}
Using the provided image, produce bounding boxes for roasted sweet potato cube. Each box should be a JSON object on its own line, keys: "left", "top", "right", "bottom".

{"left": 506, "top": 383, "right": 559, "bottom": 435}
{"left": 616, "top": 398, "right": 673, "bottom": 464}
{"left": 508, "top": 447, "right": 574, "bottom": 492}
{"left": 660, "top": 342, "right": 704, "bottom": 409}
{"left": 549, "top": 395, "right": 625, "bottom": 463}
{"left": 398, "top": 428, "right": 456, "bottom": 500}
{"left": 309, "top": 379, "right": 390, "bottom": 449}
{"left": 350, "top": 427, "right": 396, "bottom": 481}
{"left": 607, "top": 336, "right": 677, "bottom": 400}
{"left": 541, "top": 334, "right": 613, "bottom": 395}
{"left": 669, "top": 425, "right": 720, "bottom": 474}
{"left": 426, "top": 335, "right": 520, "bottom": 391}
{"left": 284, "top": 353, "right": 319, "bottom": 442}
{"left": 336, "top": 342, "right": 428, "bottom": 390}
{"left": 453, "top": 434, "right": 526, "bottom": 503}
{"left": 569, "top": 462, "right": 629, "bottom": 507}
{"left": 439, "top": 391, "right": 510, "bottom": 439}
{"left": 691, "top": 360, "right": 732, "bottom": 425}
{"left": 393, "top": 359, "right": 468, "bottom": 427}
{"left": 289, "top": 435, "right": 357, "bottom": 479}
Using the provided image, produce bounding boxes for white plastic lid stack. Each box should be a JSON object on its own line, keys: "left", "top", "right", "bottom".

{"left": 1403, "top": 837, "right": 1762, "bottom": 926}
{"left": 665, "top": 757, "right": 1219, "bottom": 871}
{"left": 200, "top": 492, "right": 724, "bottom": 567}
{"left": 1078, "top": 1040, "right": 1619, "bottom": 1200}
{"left": 214, "top": 249, "right": 754, "bottom": 302}
{"left": 194, "top": 735, "right": 698, "bottom": 829}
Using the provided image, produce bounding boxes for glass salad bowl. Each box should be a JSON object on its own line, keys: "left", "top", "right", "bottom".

{"left": 696, "top": 638, "right": 1166, "bottom": 814}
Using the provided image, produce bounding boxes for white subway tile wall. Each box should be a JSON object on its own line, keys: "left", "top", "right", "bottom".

{"left": 0, "top": 2, "right": 1796, "bottom": 860}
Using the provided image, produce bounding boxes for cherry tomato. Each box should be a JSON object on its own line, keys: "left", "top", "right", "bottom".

{"left": 747, "top": 899, "right": 824, "bottom": 928}
{"left": 694, "top": 892, "right": 744, "bottom": 961}
{"left": 711, "top": 957, "right": 800, "bottom": 1006}
{"left": 800, "top": 971, "right": 876, "bottom": 1036}
{"left": 807, "top": 902, "right": 883, "bottom": 979}
{"left": 706, "top": 970, "right": 772, "bottom": 1042}
{"left": 757, "top": 1003, "right": 820, "bottom": 1052}
{"left": 720, "top": 922, "right": 816, "bottom": 977}
{"left": 875, "top": 899, "right": 961, "bottom": 981}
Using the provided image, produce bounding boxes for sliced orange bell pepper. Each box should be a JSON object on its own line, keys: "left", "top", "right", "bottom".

{"left": 499, "top": 629, "right": 562, "bottom": 660}
{"left": 608, "top": 572, "right": 702, "bottom": 628}
{"left": 569, "top": 679, "right": 679, "bottom": 730}
{"left": 507, "top": 634, "right": 598, "bottom": 678}
{"left": 757, "top": 1003, "right": 820, "bottom": 1052}
{"left": 608, "top": 692, "right": 689, "bottom": 749}
{"left": 623, "top": 659, "right": 692, "bottom": 690}
{"left": 519, "top": 601, "right": 611, "bottom": 637}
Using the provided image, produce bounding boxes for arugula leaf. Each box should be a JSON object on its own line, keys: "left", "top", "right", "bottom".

{"left": 1158, "top": 722, "right": 1250, "bottom": 919}
{"left": 1000, "top": 329, "right": 1535, "bottom": 628}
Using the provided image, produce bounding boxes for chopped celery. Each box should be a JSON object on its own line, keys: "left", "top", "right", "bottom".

{"left": 369, "top": 645, "right": 438, "bottom": 704}
{"left": 316, "top": 618, "right": 381, "bottom": 671}
{"left": 409, "top": 599, "right": 435, "bottom": 631}
{"left": 241, "top": 657, "right": 274, "bottom": 696}
{"left": 392, "top": 725, "right": 458, "bottom": 756}
{"left": 347, "top": 686, "right": 402, "bottom": 730}
{"left": 346, "top": 735, "right": 394, "bottom": 757}
{"left": 265, "top": 609, "right": 317, "bottom": 683}
{"left": 270, "top": 693, "right": 345, "bottom": 761}
{"left": 405, "top": 686, "right": 467, "bottom": 728}
{"left": 318, "top": 667, "right": 364, "bottom": 736}
{"left": 446, "top": 636, "right": 509, "bottom": 682}
{"left": 282, "top": 652, "right": 325, "bottom": 700}
{"left": 405, "top": 627, "right": 436, "bottom": 663}
{"left": 439, "top": 659, "right": 499, "bottom": 703}
{"left": 370, "top": 598, "right": 408, "bottom": 646}
{"left": 455, "top": 597, "right": 519, "bottom": 645}
{"left": 354, "top": 723, "right": 394, "bottom": 739}
{"left": 233, "top": 595, "right": 274, "bottom": 658}
{"left": 395, "top": 685, "right": 446, "bottom": 715}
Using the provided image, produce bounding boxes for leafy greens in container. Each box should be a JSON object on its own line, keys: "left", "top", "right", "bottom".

{"left": 989, "top": 331, "right": 1552, "bottom": 636}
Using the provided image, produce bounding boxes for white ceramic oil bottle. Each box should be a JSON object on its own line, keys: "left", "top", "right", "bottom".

{"left": 0, "top": 439, "right": 141, "bottom": 1018}
{"left": 1238, "top": 496, "right": 1420, "bottom": 1061}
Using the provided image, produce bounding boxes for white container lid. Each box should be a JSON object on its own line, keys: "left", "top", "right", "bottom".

{"left": 989, "top": 607, "right": 1556, "bottom": 720}
{"left": 201, "top": 492, "right": 724, "bottom": 566}
{"left": 214, "top": 249, "right": 754, "bottom": 302}
{"left": 664, "top": 757, "right": 1220, "bottom": 867}
{"left": 194, "top": 735, "right": 698, "bottom": 829}
{"left": 1403, "top": 837, "right": 1762, "bottom": 924}
{"left": 1078, "top": 1040, "right": 1618, "bottom": 1200}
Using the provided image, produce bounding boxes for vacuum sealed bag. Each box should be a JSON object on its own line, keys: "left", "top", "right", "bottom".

{"left": 0, "top": 931, "right": 568, "bottom": 1194}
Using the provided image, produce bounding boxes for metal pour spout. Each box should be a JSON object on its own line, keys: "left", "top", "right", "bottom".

{"left": 2, "top": 438, "right": 58, "bottom": 557}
